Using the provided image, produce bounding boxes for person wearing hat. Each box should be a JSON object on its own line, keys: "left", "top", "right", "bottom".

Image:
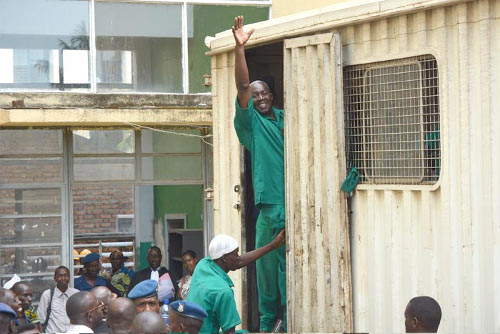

{"left": 128, "top": 279, "right": 160, "bottom": 314}
{"left": 0, "top": 302, "right": 17, "bottom": 334}
{"left": 188, "top": 231, "right": 285, "bottom": 334}
{"left": 168, "top": 300, "right": 207, "bottom": 334}
{"left": 73, "top": 250, "right": 81, "bottom": 276}
{"left": 103, "top": 250, "right": 135, "bottom": 297}
{"left": 74, "top": 253, "right": 107, "bottom": 291}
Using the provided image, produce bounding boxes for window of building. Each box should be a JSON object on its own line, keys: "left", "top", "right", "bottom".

{"left": 0, "top": 0, "right": 90, "bottom": 90}
{"left": 0, "top": 0, "right": 269, "bottom": 93}
{"left": 0, "top": 130, "right": 65, "bottom": 302}
{"left": 0, "top": 128, "right": 211, "bottom": 302}
{"left": 187, "top": 5, "right": 269, "bottom": 93}
{"left": 343, "top": 55, "right": 440, "bottom": 185}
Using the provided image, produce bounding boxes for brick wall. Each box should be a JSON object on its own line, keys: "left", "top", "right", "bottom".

{"left": 73, "top": 185, "right": 134, "bottom": 235}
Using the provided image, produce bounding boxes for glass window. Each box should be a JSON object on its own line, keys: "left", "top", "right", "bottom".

{"left": 141, "top": 129, "right": 201, "bottom": 154}
{"left": 73, "top": 185, "right": 134, "bottom": 235}
{"left": 73, "top": 130, "right": 135, "bottom": 154}
{"left": 0, "top": 0, "right": 90, "bottom": 90}
{"left": 0, "top": 189, "right": 61, "bottom": 216}
{"left": 73, "top": 157, "right": 135, "bottom": 181}
{"left": 0, "top": 130, "right": 63, "bottom": 155}
{"left": 0, "top": 217, "right": 62, "bottom": 245}
{"left": 0, "top": 158, "right": 63, "bottom": 184}
{"left": 142, "top": 156, "right": 202, "bottom": 180}
{"left": 95, "top": 2, "right": 183, "bottom": 93}
{"left": 187, "top": 5, "right": 268, "bottom": 93}
{"left": 0, "top": 246, "right": 62, "bottom": 277}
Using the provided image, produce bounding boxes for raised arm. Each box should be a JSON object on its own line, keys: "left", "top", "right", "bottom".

{"left": 232, "top": 15, "right": 254, "bottom": 109}
{"left": 235, "top": 229, "right": 285, "bottom": 269}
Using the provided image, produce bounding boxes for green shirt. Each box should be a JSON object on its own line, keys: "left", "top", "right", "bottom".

{"left": 187, "top": 258, "right": 241, "bottom": 333}
{"left": 234, "top": 98, "right": 285, "bottom": 205}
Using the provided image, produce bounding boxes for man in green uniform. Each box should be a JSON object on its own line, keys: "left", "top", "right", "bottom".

{"left": 232, "top": 15, "right": 286, "bottom": 332}
{"left": 188, "top": 232, "right": 285, "bottom": 334}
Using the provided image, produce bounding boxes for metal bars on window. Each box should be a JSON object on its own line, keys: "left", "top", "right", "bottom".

{"left": 343, "top": 55, "right": 440, "bottom": 185}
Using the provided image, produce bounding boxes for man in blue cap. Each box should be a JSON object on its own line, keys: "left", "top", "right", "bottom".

{"left": 74, "top": 253, "right": 107, "bottom": 291}
{"left": 128, "top": 279, "right": 160, "bottom": 314}
{"left": 0, "top": 302, "right": 17, "bottom": 334}
{"left": 168, "top": 300, "right": 207, "bottom": 334}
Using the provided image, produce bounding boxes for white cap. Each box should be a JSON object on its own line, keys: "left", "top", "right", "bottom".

{"left": 209, "top": 234, "right": 239, "bottom": 260}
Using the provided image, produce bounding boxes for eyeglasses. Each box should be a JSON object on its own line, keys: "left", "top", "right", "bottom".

{"left": 86, "top": 301, "right": 105, "bottom": 317}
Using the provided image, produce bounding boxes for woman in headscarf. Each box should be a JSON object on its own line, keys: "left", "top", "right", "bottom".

{"left": 104, "top": 250, "right": 135, "bottom": 297}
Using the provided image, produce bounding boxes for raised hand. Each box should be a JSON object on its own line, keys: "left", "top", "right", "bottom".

{"left": 232, "top": 15, "right": 254, "bottom": 47}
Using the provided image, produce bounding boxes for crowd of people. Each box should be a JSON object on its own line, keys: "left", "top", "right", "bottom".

{"left": 0, "top": 236, "right": 441, "bottom": 334}
{"left": 0, "top": 231, "right": 286, "bottom": 334}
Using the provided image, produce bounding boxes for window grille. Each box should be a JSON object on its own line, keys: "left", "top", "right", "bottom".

{"left": 343, "top": 55, "right": 440, "bottom": 185}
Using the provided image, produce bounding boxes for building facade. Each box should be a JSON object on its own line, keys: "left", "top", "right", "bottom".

{"left": 0, "top": 0, "right": 270, "bottom": 305}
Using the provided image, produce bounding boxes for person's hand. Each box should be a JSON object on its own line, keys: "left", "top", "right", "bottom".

{"left": 101, "top": 270, "right": 111, "bottom": 281}
{"left": 232, "top": 16, "right": 254, "bottom": 47}
{"left": 272, "top": 229, "right": 286, "bottom": 249}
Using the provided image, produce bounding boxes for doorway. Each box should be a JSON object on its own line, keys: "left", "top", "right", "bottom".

{"left": 242, "top": 41, "right": 284, "bottom": 332}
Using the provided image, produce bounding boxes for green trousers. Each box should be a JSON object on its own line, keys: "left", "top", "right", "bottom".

{"left": 256, "top": 204, "right": 287, "bottom": 332}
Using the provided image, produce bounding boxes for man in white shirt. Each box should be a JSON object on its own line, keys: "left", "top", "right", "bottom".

{"left": 37, "top": 266, "right": 79, "bottom": 333}
{"left": 64, "top": 291, "right": 104, "bottom": 334}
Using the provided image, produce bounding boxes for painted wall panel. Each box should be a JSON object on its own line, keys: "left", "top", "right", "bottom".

{"left": 341, "top": 1, "right": 500, "bottom": 332}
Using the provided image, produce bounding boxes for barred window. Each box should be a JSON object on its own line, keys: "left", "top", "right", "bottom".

{"left": 343, "top": 55, "right": 440, "bottom": 185}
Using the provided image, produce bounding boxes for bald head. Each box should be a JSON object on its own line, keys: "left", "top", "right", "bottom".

{"left": 130, "top": 311, "right": 167, "bottom": 334}
{"left": 107, "top": 298, "right": 136, "bottom": 333}
{"left": 91, "top": 286, "right": 116, "bottom": 306}
{"left": 66, "top": 291, "right": 103, "bottom": 329}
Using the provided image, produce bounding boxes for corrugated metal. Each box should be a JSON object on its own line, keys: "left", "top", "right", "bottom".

{"left": 342, "top": 1, "right": 500, "bottom": 332}
{"left": 210, "top": 0, "right": 499, "bottom": 332}
{"left": 283, "top": 32, "right": 352, "bottom": 333}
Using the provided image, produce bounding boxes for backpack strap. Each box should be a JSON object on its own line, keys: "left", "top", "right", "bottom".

{"left": 43, "top": 288, "right": 55, "bottom": 328}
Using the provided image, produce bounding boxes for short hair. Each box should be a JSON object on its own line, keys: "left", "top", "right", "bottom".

{"left": 182, "top": 250, "right": 197, "bottom": 259}
{"left": 407, "top": 296, "right": 442, "bottom": 332}
{"left": 55, "top": 266, "right": 69, "bottom": 274}
{"left": 148, "top": 246, "right": 162, "bottom": 255}
{"left": 11, "top": 281, "right": 30, "bottom": 293}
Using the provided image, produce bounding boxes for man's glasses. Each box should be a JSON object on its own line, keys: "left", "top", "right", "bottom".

{"left": 86, "top": 301, "right": 105, "bottom": 317}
